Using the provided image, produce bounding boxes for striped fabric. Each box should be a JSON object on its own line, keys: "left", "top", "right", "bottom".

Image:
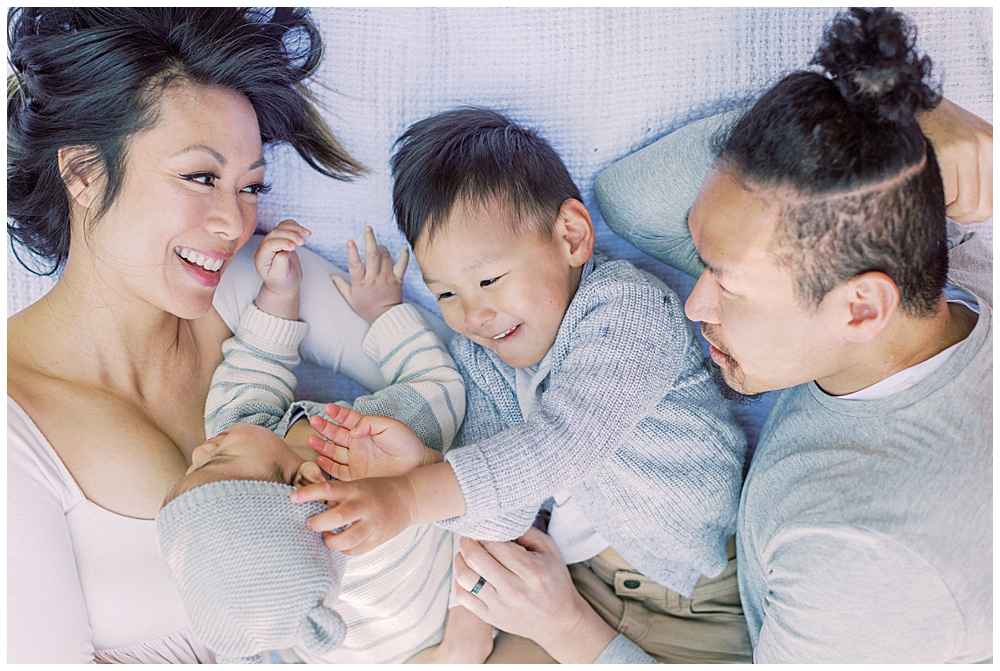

{"left": 204, "top": 301, "right": 465, "bottom": 662}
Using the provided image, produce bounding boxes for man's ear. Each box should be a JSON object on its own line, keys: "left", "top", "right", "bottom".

{"left": 841, "top": 271, "right": 900, "bottom": 344}
{"left": 57, "top": 145, "right": 100, "bottom": 210}
{"left": 294, "top": 461, "right": 329, "bottom": 488}
{"left": 553, "top": 199, "right": 595, "bottom": 268}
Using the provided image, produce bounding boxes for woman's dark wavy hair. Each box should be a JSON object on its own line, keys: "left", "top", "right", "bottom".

{"left": 720, "top": 8, "right": 948, "bottom": 318}
{"left": 8, "top": 7, "right": 364, "bottom": 274}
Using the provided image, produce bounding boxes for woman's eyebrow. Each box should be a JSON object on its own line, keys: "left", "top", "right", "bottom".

{"left": 173, "top": 145, "right": 266, "bottom": 171}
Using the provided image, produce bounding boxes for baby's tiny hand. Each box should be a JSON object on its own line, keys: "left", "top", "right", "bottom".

{"left": 331, "top": 226, "right": 409, "bottom": 324}
{"left": 254, "top": 220, "right": 311, "bottom": 320}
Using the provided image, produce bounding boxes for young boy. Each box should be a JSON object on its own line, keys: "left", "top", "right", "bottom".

{"left": 295, "top": 108, "right": 753, "bottom": 662}
{"left": 165, "top": 220, "right": 474, "bottom": 664}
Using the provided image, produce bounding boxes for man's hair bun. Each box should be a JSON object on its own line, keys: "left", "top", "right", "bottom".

{"left": 812, "top": 7, "right": 940, "bottom": 123}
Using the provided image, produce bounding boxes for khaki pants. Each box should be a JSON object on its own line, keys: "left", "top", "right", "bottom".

{"left": 570, "top": 537, "right": 752, "bottom": 664}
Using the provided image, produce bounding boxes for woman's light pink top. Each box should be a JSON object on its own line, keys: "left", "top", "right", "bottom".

{"left": 7, "top": 397, "right": 213, "bottom": 663}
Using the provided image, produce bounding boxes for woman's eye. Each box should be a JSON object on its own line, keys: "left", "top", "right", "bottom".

{"left": 241, "top": 182, "right": 272, "bottom": 196}
{"left": 181, "top": 172, "right": 219, "bottom": 186}
{"left": 436, "top": 291, "right": 456, "bottom": 301}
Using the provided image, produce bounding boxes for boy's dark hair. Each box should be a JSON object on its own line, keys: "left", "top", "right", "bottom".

{"left": 8, "top": 7, "right": 364, "bottom": 274}
{"left": 720, "top": 8, "right": 947, "bottom": 318}
{"left": 391, "top": 107, "right": 582, "bottom": 248}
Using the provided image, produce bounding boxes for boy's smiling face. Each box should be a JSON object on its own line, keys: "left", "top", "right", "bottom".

{"left": 415, "top": 198, "right": 594, "bottom": 369}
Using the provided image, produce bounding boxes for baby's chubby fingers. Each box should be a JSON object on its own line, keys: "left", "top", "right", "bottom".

{"left": 344, "top": 238, "right": 365, "bottom": 284}
{"left": 363, "top": 226, "right": 380, "bottom": 274}
{"left": 314, "top": 454, "right": 352, "bottom": 481}
{"left": 393, "top": 246, "right": 409, "bottom": 280}
{"left": 264, "top": 219, "right": 311, "bottom": 245}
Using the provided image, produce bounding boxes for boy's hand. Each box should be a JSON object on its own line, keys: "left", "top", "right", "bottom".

{"left": 331, "top": 226, "right": 409, "bottom": 324}
{"left": 290, "top": 475, "right": 416, "bottom": 555}
{"left": 307, "top": 404, "right": 441, "bottom": 480}
{"left": 254, "top": 220, "right": 311, "bottom": 320}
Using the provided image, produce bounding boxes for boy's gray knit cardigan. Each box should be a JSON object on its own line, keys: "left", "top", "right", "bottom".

{"left": 440, "top": 254, "right": 747, "bottom": 595}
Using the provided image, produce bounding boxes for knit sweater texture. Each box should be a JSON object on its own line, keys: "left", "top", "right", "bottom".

{"left": 204, "top": 302, "right": 464, "bottom": 663}
{"left": 441, "top": 254, "right": 747, "bottom": 594}
{"left": 739, "top": 224, "right": 993, "bottom": 663}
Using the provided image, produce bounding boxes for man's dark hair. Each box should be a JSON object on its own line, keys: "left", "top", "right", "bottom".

{"left": 720, "top": 8, "right": 948, "bottom": 318}
{"left": 7, "top": 7, "right": 364, "bottom": 274}
{"left": 390, "top": 107, "right": 582, "bottom": 248}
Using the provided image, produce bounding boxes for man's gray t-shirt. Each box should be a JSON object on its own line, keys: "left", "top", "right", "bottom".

{"left": 737, "top": 224, "right": 993, "bottom": 663}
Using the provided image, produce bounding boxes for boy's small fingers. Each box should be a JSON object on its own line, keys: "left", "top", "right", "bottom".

{"left": 307, "top": 434, "right": 334, "bottom": 459}
{"left": 291, "top": 479, "right": 343, "bottom": 504}
{"left": 323, "top": 522, "right": 369, "bottom": 554}
{"left": 323, "top": 404, "right": 361, "bottom": 431}
{"left": 307, "top": 505, "right": 355, "bottom": 534}
{"left": 314, "top": 454, "right": 337, "bottom": 477}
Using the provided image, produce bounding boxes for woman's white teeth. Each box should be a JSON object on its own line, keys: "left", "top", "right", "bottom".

{"left": 176, "top": 247, "right": 223, "bottom": 272}
{"left": 493, "top": 326, "right": 516, "bottom": 340}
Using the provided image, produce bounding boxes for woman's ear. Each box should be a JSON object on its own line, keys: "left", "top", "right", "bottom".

{"left": 294, "top": 461, "right": 329, "bottom": 488}
{"left": 57, "top": 145, "right": 100, "bottom": 209}
{"left": 553, "top": 198, "right": 595, "bottom": 268}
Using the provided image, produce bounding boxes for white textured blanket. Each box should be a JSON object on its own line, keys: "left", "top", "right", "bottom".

{"left": 7, "top": 8, "right": 992, "bottom": 445}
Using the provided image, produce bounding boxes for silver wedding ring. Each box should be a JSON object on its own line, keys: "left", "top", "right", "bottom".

{"left": 469, "top": 575, "right": 487, "bottom": 596}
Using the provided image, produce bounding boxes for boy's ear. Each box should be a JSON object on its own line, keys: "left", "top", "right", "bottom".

{"left": 57, "top": 145, "right": 101, "bottom": 210}
{"left": 294, "top": 461, "right": 329, "bottom": 488}
{"left": 553, "top": 198, "right": 595, "bottom": 268}
{"left": 840, "top": 271, "right": 900, "bottom": 344}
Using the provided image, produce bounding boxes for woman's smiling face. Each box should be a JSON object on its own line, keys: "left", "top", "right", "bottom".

{"left": 71, "top": 84, "right": 266, "bottom": 319}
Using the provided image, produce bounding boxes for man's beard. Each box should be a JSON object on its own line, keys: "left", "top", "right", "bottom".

{"left": 702, "top": 356, "right": 762, "bottom": 404}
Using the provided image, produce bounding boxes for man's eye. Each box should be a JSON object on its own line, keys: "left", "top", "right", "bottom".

{"left": 241, "top": 182, "right": 272, "bottom": 196}
{"left": 436, "top": 292, "right": 455, "bottom": 301}
{"left": 182, "top": 172, "right": 219, "bottom": 186}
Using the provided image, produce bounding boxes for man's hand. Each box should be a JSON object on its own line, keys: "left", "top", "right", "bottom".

{"left": 254, "top": 219, "right": 310, "bottom": 320}
{"left": 307, "top": 404, "right": 441, "bottom": 480}
{"left": 290, "top": 475, "right": 417, "bottom": 555}
{"left": 919, "top": 98, "right": 993, "bottom": 224}
{"left": 452, "top": 528, "right": 617, "bottom": 664}
{"left": 332, "top": 226, "right": 409, "bottom": 324}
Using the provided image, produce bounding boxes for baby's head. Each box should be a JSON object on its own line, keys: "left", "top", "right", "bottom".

{"left": 157, "top": 424, "right": 345, "bottom": 663}
{"left": 165, "top": 422, "right": 326, "bottom": 505}
{"left": 391, "top": 107, "right": 594, "bottom": 369}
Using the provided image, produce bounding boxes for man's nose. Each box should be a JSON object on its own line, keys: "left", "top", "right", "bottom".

{"left": 685, "top": 269, "right": 720, "bottom": 324}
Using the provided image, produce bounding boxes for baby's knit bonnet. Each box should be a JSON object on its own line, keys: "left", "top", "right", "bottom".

{"left": 157, "top": 479, "right": 347, "bottom": 664}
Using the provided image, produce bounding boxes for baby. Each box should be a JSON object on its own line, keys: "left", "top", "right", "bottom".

{"left": 294, "top": 108, "right": 752, "bottom": 662}
{"left": 158, "top": 438, "right": 345, "bottom": 664}
{"left": 158, "top": 221, "right": 469, "bottom": 664}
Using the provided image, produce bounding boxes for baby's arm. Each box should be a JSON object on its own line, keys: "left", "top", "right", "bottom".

{"left": 307, "top": 228, "right": 465, "bottom": 479}
{"left": 252, "top": 220, "right": 310, "bottom": 321}
{"left": 205, "top": 222, "right": 310, "bottom": 437}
